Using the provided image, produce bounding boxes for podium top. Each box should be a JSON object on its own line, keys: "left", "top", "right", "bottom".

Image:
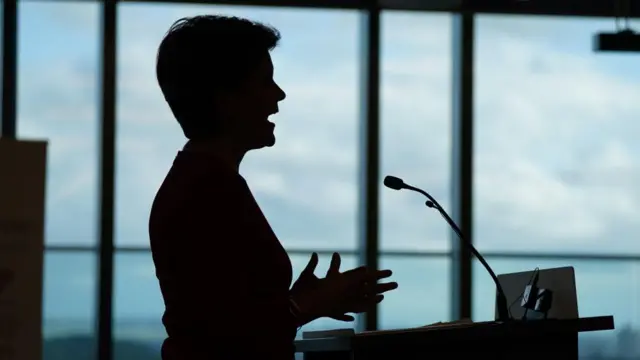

{"left": 295, "top": 316, "right": 614, "bottom": 354}
{"left": 357, "top": 315, "right": 614, "bottom": 338}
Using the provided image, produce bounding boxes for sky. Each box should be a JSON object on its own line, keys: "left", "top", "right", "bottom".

{"left": 11, "top": 0, "right": 640, "bottom": 347}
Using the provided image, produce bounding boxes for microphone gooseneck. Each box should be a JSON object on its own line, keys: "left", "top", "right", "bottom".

{"left": 383, "top": 175, "right": 512, "bottom": 323}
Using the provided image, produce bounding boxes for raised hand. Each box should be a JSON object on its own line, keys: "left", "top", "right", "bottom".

{"left": 292, "top": 253, "right": 398, "bottom": 322}
{"left": 338, "top": 265, "right": 397, "bottom": 314}
{"left": 290, "top": 253, "right": 359, "bottom": 322}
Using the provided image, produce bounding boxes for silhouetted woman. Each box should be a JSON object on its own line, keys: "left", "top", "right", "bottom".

{"left": 149, "top": 15, "right": 397, "bottom": 360}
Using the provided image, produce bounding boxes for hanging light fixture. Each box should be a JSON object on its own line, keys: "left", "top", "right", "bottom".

{"left": 594, "top": 0, "right": 640, "bottom": 52}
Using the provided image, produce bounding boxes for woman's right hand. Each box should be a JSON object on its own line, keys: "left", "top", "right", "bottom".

{"left": 293, "top": 265, "right": 397, "bottom": 321}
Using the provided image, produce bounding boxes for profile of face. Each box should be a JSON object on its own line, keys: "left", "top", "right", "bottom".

{"left": 215, "top": 53, "right": 286, "bottom": 151}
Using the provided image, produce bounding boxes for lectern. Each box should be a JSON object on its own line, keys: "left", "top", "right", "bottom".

{"left": 295, "top": 315, "right": 614, "bottom": 360}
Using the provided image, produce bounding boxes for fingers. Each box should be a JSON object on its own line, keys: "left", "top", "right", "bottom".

{"left": 350, "top": 280, "right": 396, "bottom": 311}
{"left": 332, "top": 313, "right": 355, "bottom": 322}
{"left": 374, "top": 281, "right": 398, "bottom": 294}
{"left": 332, "top": 275, "right": 395, "bottom": 315}
{"left": 374, "top": 269, "right": 393, "bottom": 280}
{"left": 300, "top": 252, "right": 318, "bottom": 277}
{"left": 326, "top": 252, "right": 341, "bottom": 277}
{"left": 343, "top": 267, "right": 393, "bottom": 281}
{"left": 341, "top": 268, "right": 397, "bottom": 300}
{"left": 359, "top": 281, "right": 396, "bottom": 301}
{"left": 347, "top": 279, "right": 396, "bottom": 302}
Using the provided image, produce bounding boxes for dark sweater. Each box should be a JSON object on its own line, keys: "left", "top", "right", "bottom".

{"left": 149, "top": 151, "right": 297, "bottom": 359}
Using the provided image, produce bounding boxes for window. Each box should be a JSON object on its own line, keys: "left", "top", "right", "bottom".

{"left": 43, "top": 252, "right": 97, "bottom": 360}
{"left": 474, "top": 15, "right": 640, "bottom": 254}
{"left": 115, "top": 4, "right": 362, "bottom": 252}
{"left": 17, "top": 1, "right": 101, "bottom": 247}
{"left": 113, "top": 252, "right": 165, "bottom": 359}
{"left": 17, "top": 2, "right": 100, "bottom": 359}
{"left": 474, "top": 15, "right": 640, "bottom": 358}
{"left": 379, "top": 255, "right": 450, "bottom": 329}
{"left": 378, "top": 11, "right": 453, "bottom": 329}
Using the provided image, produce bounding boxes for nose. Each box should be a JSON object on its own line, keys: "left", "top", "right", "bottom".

{"left": 275, "top": 82, "right": 286, "bottom": 101}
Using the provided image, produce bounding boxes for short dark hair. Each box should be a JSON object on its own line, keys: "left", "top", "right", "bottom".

{"left": 156, "top": 15, "right": 281, "bottom": 140}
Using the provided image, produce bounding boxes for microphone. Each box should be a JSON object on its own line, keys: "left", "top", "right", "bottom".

{"left": 383, "top": 175, "right": 511, "bottom": 322}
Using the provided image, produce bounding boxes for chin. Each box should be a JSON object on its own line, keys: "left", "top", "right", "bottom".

{"left": 263, "top": 135, "right": 276, "bottom": 147}
{"left": 248, "top": 135, "right": 276, "bottom": 150}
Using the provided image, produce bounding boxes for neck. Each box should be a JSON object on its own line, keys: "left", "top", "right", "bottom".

{"left": 183, "top": 138, "right": 246, "bottom": 172}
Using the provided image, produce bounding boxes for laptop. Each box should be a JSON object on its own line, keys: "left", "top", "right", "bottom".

{"left": 495, "top": 266, "right": 579, "bottom": 320}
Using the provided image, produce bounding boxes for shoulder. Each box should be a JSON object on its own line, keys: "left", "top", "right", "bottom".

{"left": 149, "top": 153, "right": 249, "bottom": 233}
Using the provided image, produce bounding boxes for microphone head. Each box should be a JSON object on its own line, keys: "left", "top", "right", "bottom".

{"left": 383, "top": 175, "right": 405, "bottom": 190}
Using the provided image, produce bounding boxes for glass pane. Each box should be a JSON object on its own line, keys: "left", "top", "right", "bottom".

{"left": 113, "top": 251, "right": 358, "bottom": 357}
{"left": 379, "top": 12, "right": 452, "bottom": 252}
{"left": 113, "top": 252, "right": 165, "bottom": 359}
{"left": 43, "top": 251, "right": 97, "bottom": 360}
{"left": 379, "top": 255, "right": 451, "bottom": 329}
{"left": 472, "top": 257, "right": 639, "bottom": 358}
{"left": 474, "top": 15, "right": 640, "bottom": 254}
{"left": 115, "top": 4, "right": 361, "bottom": 251}
{"left": 17, "top": 1, "right": 100, "bottom": 246}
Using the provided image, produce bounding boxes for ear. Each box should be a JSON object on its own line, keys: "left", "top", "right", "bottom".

{"left": 211, "top": 88, "right": 243, "bottom": 118}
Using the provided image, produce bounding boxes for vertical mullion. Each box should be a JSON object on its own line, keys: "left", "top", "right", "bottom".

{"left": 97, "top": 1, "right": 117, "bottom": 360}
{"left": 1, "top": 0, "right": 17, "bottom": 139}
{"left": 359, "top": 1, "right": 381, "bottom": 331}
{"left": 450, "top": 9, "right": 474, "bottom": 321}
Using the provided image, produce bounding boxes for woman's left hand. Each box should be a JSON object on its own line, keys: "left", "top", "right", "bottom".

{"left": 291, "top": 252, "right": 355, "bottom": 322}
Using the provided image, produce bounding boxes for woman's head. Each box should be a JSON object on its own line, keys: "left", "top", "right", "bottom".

{"left": 156, "top": 15, "right": 286, "bottom": 150}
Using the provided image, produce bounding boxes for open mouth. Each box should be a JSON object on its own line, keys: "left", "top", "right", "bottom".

{"left": 267, "top": 111, "right": 278, "bottom": 123}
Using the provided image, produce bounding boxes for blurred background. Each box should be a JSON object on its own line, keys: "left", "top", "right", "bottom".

{"left": 2, "top": 0, "right": 640, "bottom": 359}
